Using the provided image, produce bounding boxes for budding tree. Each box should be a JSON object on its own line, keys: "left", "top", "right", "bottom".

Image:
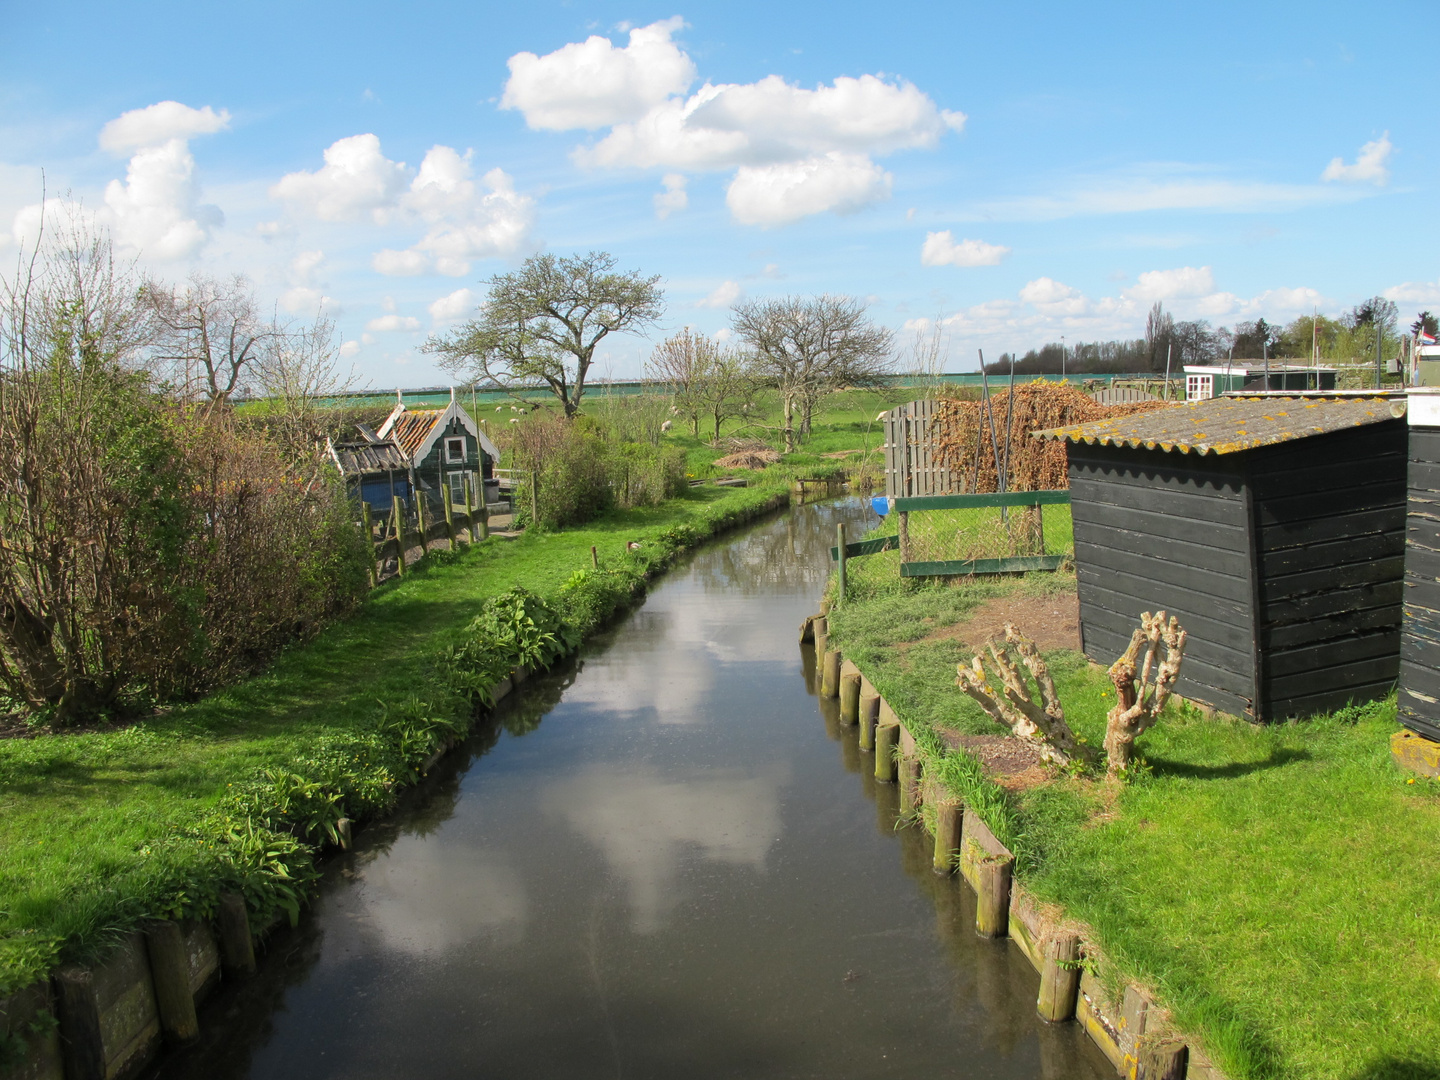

{"left": 426, "top": 251, "right": 663, "bottom": 417}
{"left": 146, "top": 273, "right": 276, "bottom": 405}
{"left": 730, "top": 295, "right": 893, "bottom": 451}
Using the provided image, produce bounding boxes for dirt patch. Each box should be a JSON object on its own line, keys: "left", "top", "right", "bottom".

{"left": 938, "top": 731, "right": 1055, "bottom": 791}
{"left": 942, "top": 592, "right": 1081, "bottom": 655}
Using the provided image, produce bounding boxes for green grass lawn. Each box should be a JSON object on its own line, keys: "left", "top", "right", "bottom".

{"left": 0, "top": 484, "right": 784, "bottom": 993}
{"left": 825, "top": 573, "right": 1440, "bottom": 1080}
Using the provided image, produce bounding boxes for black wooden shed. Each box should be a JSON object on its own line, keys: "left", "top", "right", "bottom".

{"left": 1037, "top": 395, "right": 1408, "bottom": 721}
{"left": 1399, "top": 390, "right": 1440, "bottom": 740}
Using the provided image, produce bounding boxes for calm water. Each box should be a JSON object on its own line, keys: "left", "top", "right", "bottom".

{"left": 149, "top": 500, "right": 1111, "bottom": 1080}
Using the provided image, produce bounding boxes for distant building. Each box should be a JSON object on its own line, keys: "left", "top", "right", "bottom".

{"left": 378, "top": 388, "right": 501, "bottom": 507}
{"left": 1183, "top": 363, "right": 1337, "bottom": 400}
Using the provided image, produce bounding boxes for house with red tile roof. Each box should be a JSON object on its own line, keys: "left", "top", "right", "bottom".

{"left": 377, "top": 388, "right": 501, "bottom": 507}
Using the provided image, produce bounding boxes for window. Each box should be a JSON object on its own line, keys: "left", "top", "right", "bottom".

{"left": 448, "top": 471, "right": 468, "bottom": 505}
{"left": 1186, "top": 374, "right": 1213, "bottom": 401}
{"left": 445, "top": 437, "right": 466, "bottom": 463}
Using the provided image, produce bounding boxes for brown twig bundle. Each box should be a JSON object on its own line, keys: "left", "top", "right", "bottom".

{"left": 713, "top": 449, "right": 781, "bottom": 470}
{"left": 932, "top": 382, "right": 1171, "bottom": 491}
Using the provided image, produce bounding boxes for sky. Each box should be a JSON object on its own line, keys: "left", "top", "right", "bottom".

{"left": 1, "top": 0, "right": 1435, "bottom": 384}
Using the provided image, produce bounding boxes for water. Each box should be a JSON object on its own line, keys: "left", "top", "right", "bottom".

{"left": 149, "top": 500, "right": 1111, "bottom": 1080}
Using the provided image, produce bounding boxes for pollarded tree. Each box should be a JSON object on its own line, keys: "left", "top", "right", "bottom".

{"left": 730, "top": 295, "right": 894, "bottom": 452}
{"left": 426, "top": 251, "right": 663, "bottom": 417}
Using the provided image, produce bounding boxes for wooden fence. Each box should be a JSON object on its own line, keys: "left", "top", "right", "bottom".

{"left": 359, "top": 486, "right": 490, "bottom": 583}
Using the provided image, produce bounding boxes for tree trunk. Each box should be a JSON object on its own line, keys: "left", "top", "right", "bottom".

{"left": 782, "top": 393, "right": 798, "bottom": 453}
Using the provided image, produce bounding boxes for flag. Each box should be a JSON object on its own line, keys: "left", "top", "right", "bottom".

{"left": 1421, "top": 330, "right": 1438, "bottom": 346}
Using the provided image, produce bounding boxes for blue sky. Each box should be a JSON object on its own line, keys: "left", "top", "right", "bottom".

{"left": 2, "top": 0, "right": 1435, "bottom": 383}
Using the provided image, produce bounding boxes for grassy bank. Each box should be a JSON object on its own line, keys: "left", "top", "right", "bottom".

{"left": 824, "top": 570, "right": 1440, "bottom": 1080}
{"left": 0, "top": 483, "right": 787, "bottom": 995}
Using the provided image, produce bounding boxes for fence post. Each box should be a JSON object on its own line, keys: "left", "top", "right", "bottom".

{"left": 530, "top": 469, "right": 540, "bottom": 528}
{"left": 361, "top": 501, "right": 376, "bottom": 587}
{"left": 898, "top": 510, "right": 911, "bottom": 563}
{"left": 392, "top": 496, "right": 407, "bottom": 576}
{"left": 836, "top": 521, "right": 847, "bottom": 605}
{"left": 415, "top": 492, "right": 429, "bottom": 555}
{"left": 443, "top": 485, "right": 456, "bottom": 547}
{"left": 462, "top": 481, "right": 475, "bottom": 543}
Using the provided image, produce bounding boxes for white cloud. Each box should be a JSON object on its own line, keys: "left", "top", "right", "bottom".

{"left": 1322, "top": 132, "right": 1392, "bottom": 185}
{"left": 654, "top": 172, "right": 687, "bottom": 219}
{"left": 920, "top": 231, "right": 1009, "bottom": 267}
{"left": 1125, "top": 265, "right": 1215, "bottom": 302}
{"left": 371, "top": 249, "right": 430, "bottom": 276}
{"left": 512, "top": 23, "right": 960, "bottom": 226}
{"left": 379, "top": 149, "right": 533, "bottom": 276}
{"left": 1019, "top": 277, "right": 1087, "bottom": 314}
{"left": 279, "top": 286, "right": 335, "bottom": 315}
{"left": 289, "top": 249, "right": 325, "bottom": 284}
{"left": 365, "top": 314, "right": 421, "bottom": 332}
{"left": 502, "top": 17, "right": 696, "bottom": 131}
{"left": 339, "top": 340, "right": 361, "bottom": 357}
{"left": 964, "top": 170, "right": 1375, "bottom": 223}
{"left": 696, "top": 280, "right": 741, "bottom": 308}
{"left": 1385, "top": 280, "right": 1440, "bottom": 306}
{"left": 103, "top": 138, "right": 223, "bottom": 260}
{"left": 712, "top": 327, "right": 733, "bottom": 342}
{"left": 98, "top": 101, "right": 230, "bottom": 155}
{"left": 726, "top": 152, "right": 891, "bottom": 227}
{"left": 270, "top": 134, "right": 408, "bottom": 223}
{"left": 428, "top": 287, "right": 476, "bottom": 323}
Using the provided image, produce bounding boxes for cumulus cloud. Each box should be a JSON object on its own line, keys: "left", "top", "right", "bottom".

{"left": 654, "top": 173, "right": 688, "bottom": 219}
{"left": 365, "top": 314, "right": 421, "bottom": 332}
{"left": 375, "top": 148, "right": 534, "bottom": 276}
{"left": 920, "top": 231, "right": 1009, "bottom": 267}
{"left": 339, "top": 340, "right": 361, "bottom": 357}
{"left": 279, "top": 287, "right": 334, "bottom": 315}
{"left": 1019, "top": 277, "right": 1087, "bottom": 315}
{"left": 99, "top": 101, "right": 230, "bottom": 155}
{"left": 726, "top": 152, "right": 891, "bottom": 227}
{"left": 90, "top": 101, "right": 231, "bottom": 260}
{"left": 696, "top": 280, "right": 741, "bottom": 308}
{"left": 1385, "top": 279, "right": 1440, "bottom": 306}
{"left": 271, "top": 134, "right": 409, "bottom": 223}
{"left": 1322, "top": 132, "right": 1392, "bottom": 185}
{"left": 428, "top": 287, "right": 476, "bottom": 323}
{"left": 502, "top": 17, "right": 695, "bottom": 130}
{"left": 504, "top": 19, "right": 960, "bottom": 225}
{"left": 1125, "top": 265, "right": 1215, "bottom": 302}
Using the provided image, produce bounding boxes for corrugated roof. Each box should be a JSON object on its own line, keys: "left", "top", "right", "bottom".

{"left": 331, "top": 440, "right": 410, "bottom": 477}
{"left": 1033, "top": 395, "right": 1402, "bottom": 455}
{"left": 387, "top": 410, "right": 443, "bottom": 458}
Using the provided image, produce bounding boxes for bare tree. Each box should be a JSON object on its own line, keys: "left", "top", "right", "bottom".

{"left": 253, "top": 311, "right": 356, "bottom": 463}
{"left": 146, "top": 273, "right": 276, "bottom": 405}
{"left": 730, "top": 295, "right": 894, "bottom": 452}
{"left": 646, "top": 328, "right": 758, "bottom": 440}
{"left": 426, "top": 251, "right": 663, "bottom": 417}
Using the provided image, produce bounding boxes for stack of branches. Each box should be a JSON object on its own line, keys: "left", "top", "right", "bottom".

{"left": 713, "top": 448, "right": 781, "bottom": 470}
{"left": 931, "top": 382, "right": 1172, "bottom": 492}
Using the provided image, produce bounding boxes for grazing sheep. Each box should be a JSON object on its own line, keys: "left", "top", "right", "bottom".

{"left": 660, "top": 420, "right": 673, "bottom": 432}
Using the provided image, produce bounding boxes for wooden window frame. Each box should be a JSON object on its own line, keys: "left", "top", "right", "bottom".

{"left": 444, "top": 436, "right": 466, "bottom": 464}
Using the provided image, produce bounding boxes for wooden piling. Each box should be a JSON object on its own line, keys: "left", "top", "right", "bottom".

{"left": 415, "top": 493, "right": 429, "bottom": 554}
{"left": 530, "top": 469, "right": 539, "bottom": 527}
{"left": 933, "top": 800, "right": 961, "bottom": 874}
{"left": 859, "top": 690, "right": 879, "bottom": 751}
{"left": 799, "top": 614, "right": 815, "bottom": 644}
{"left": 462, "top": 482, "right": 476, "bottom": 543}
{"left": 392, "top": 496, "right": 406, "bottom": 576}
{"left": 836, "top": 521, "right": 847, "bottom": 604}
{"left": 1135, "top": 1037, "right": 1188, "bottom": 1079}
{"left": 899, "top": 756, "right": 922, "bottom": 813}
{"left": 216, "top": 892, "right": 256, "bottom": 979}
{"left": 820, "top": 650, "right": 841, "bottom": 698}
{"left": 336, "top": 817, "right": 353, "bottom": 850}
{"left": 591, "top": 545, "right": 599, "bottom": 568}
{"left": 477, "top": 495, "right": 489, "bottom": 540}
{"left": 839, "top": 671, "right": 861, "bottom": 725}
{"left": 813, "top": 616, "right": 828, "bottom": 657}
{"left": 144, "top": 921, "right": 199, "bottom": 1042}
{"left": 1037, "top": 932, "right": 1082, "bottom": 1022}
{"left": 54, "top": 968, "right": 105, "bottom": 1080}
{"left": 874, "top": 724, "right": 899, "bottom": 783}
{"left": 361, "top": 502, "right": 377, "bottom": 587}
{"left": 974, "top": 852, "right": 1014, "bottom": 938}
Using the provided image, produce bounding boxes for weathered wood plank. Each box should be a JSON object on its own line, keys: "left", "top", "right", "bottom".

{"left": 1079, "top": 582, "right": 1256, "bottom": 656}
{"left": 1259, "top": 531, "right": 1405, "bottom": 576}
{"left": 1267, "top": 653, "right": 1398, "bottom": 699}
{"left": 1254, "top": 482, "right": 1405, "bottom": 527}
{"left": 1073, "top": 522, "right": 1249, "bottom": 577}
{"left": 1266, "top": 629, "right": 1401, "bottom": 678}
{"left": 1072, "top": 499, "right": 1247, "bottom": 549}
{"left": 1263, "top": 507, "right": 1404, "bottom": 552}
{"left": 1261, "top": 555, "right": 1404, "bottom": 602}
{"left": 1075, "top": 546, "right": 1252, "bottom": 604}
{"left": 1264, "top": 579, "right": 1404, "bottom": 624}
{"left": 830, "top": 534, "right": 899, "bottom": 560}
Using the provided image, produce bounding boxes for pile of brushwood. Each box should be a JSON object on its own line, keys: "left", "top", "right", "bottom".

{"left": 932, "top": 382, "right": 1171, "bottom": 491}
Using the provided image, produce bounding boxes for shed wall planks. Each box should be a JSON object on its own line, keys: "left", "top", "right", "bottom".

{"left": 1400, "top": 425, "right": 1440, "bottom": 739}
{"left": 1069, "top": 418, "right": 1406, "bottom": 721}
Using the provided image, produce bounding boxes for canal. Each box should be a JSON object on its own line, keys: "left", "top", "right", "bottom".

{"left": 148, "top": 499, "right": 1112, "bottom": 1080}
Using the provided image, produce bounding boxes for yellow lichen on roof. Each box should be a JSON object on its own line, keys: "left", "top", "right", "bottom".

{"left": 1032, "top": 395, "right": 1396, "bottom": 455}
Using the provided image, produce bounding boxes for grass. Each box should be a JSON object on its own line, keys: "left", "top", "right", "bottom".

{"left": 0, "top": 483, "right": 787, "bottom": 994}
{"left": 824, "top": 570, "right": 1440, "bottom": 1080}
